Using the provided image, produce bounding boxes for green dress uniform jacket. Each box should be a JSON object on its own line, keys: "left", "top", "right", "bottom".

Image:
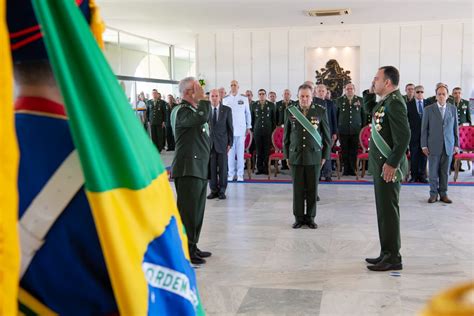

{"left": 171, "top": 100, "right": 211, "bottom": 179}
{"left": 453, "top": 99, "right": 471, "bottom": 125}
{"left": 251, "top": 100, "right": 276, "bottom": 135}
{"left": 283, "top": 103, "right": 331, "bottom": 164}
{"left": 283, "top": 103, "right": 331, "bottom": 222}
{"left": 363, "top": 89, "right": 411, "bottom": 264}
{"left": 336, "top": 95, "right": 367, "bottom": 134}
{"left": 146, "top": 99, "right": 167, "bottom": 151}
{"left": 276, "top": 100, "right": 294, "bottom": 126}
{"left": 171, "top": 99, "right": 211, "bottom": 255}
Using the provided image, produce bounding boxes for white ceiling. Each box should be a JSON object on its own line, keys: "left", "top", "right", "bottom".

{"left": 97, "top": 0, "right": 473, "bottom": 50}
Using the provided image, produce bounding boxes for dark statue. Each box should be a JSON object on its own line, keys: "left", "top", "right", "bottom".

{"left": 315, "top": 59, "right": 352, "bottom": 99}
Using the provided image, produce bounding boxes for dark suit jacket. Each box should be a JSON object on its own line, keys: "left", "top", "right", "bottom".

{"left": 209, "top": 104, "right": 234, "bottom": 154}
{"left": 406, "top": 98, "right": 427, "bottom": 145}
{"left": 314, "top": 97, "right": 337, "bottom": 136}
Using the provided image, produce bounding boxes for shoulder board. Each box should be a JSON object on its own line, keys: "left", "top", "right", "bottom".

{"left": 311, "top": 105, "right": 315, "bottom": 109}
{"left": 241, "top": 94, "right": 247, "bottom": 97}
{"left": 317, "top": 104, "right": 325, "bottom": 109}
{"left": 223, "top": 95, "right": 230, "bottom": 99}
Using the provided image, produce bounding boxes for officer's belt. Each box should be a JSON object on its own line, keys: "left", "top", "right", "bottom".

{"left": 288, "top": 106, "right": 322, "bottom": 149}
{"left": 19, "top": 150, "right": 84, "bottom": 277}
{"left": 370, "top": 119, "right": 404, "bottom": 182}
{"left": 170, "top": 104, "right": 209, "bottom": 137}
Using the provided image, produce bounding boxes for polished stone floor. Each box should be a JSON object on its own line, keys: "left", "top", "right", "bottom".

{"left": 161, "top": 152, "right": 474, "bottom": 315}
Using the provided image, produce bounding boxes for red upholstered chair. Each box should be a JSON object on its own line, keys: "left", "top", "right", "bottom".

{"left": 356, "top": 125, "right": 371, "bottom": 180}
{"left": 268, "top": 127, "right": 285, "bottom": 179}
{"left": 244, "top": 130, "right": 253, "bottom": 179}
{"left": 453, "top": 126, "right": 474, "bottom": 182}
{"left": 330, "top": 146, "right": 342, "bottom": 180}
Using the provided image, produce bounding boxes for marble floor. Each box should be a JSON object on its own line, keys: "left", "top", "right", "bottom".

{"left": 161, "top": 152, "right": 474, "bottom": 316}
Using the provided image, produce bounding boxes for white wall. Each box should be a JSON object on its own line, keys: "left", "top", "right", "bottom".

{"left": 197, "top": 20, "right": 472, "bottom": 98}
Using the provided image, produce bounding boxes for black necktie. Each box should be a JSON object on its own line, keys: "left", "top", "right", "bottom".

{"left": 212, "top": 107, "right": 217, "bottom": 126}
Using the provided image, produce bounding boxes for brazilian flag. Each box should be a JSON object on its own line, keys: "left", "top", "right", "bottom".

{"left": 30, "top": 0, "right": 205, "bottom": 314}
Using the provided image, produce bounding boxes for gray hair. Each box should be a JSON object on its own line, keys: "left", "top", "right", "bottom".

{"left": 179, "top": 76, "right": 196, "bottom": 96}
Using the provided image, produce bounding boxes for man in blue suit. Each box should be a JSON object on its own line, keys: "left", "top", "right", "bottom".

{"left": 421, "top": 85, "right": 459, "bottom": 203}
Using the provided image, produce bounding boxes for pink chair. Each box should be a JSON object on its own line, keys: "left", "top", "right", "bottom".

{"left": 244, "top": 130, "right": 254, "bottom": 179}
{"left": 356, "top": 125, "right": 371, "bottom": 180}
{"left": 453, "top": 126, "right": 474, "bottom": 182}
{"left": 268, "top": 127, "right": 285, "bottom": 179}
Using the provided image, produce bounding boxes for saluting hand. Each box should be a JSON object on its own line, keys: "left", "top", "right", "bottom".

{"left": 382, "top": 163, "right": 396, "bottom": 183}
{"left": 422, "top": 147, "right": 429, "bottom": 156}
{"left": 193, "top": 80, "right": 206, "bottom": 103}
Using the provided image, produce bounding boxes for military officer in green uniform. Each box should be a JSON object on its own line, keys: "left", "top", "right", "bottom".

{"left": 336, "top": 83, "right": 366, "bottom": 176}
{"left": 252, "top": 89, "right": 276, "bottom": 174}
{"left": 276, "top": 89, "right": 294, "bottom": 170}
{"left": 363, "top": 66, "right": 410, "bottom": 272}
{"left": 452, "top": 87, "right": 471, "bottom": 125}
{"left": 171, "top": 77, "right": 211, "bottom": 265}
{"left": 284, "top": 84, "right": 330, "bottom": 229}
{"left": 403, "top": 83, "right": 415, "bottom": 103}
{"left": 276, "top": 89, "right": 294, "bottom": 126}
{"left": 146, "top": 89, "right": 167, "bottom": 152}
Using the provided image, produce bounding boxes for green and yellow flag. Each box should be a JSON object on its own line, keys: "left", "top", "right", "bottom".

{"left": 31, "top": 0, "right": 204, "bottom": 314}
{"left": 0, "top": 0, "right": 20, "bottom": 314}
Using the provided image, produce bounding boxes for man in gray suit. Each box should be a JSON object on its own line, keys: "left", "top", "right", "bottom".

{"left": 207, "top": 89, "right": 234, "bottom": 200}
{"left": 421, "top": 85, "right": 459, "bottom": 203}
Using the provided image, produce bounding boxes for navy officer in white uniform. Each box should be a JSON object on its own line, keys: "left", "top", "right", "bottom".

{"left": 223, "top": 80, "right": 252, "bottom": 181}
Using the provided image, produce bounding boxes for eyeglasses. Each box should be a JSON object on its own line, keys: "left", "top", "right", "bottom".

{"left": 416, "top": 91, "right": 424, "bottom": 93}
{"left": 258, "top": 93, "right": 265, "bottom": 95}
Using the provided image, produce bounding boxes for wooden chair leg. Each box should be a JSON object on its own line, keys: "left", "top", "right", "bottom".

{"left": 454, "top": 159, "right": 459, "bottom": 182}
{"left": 247, "top": 158, "right": 252, "bottom": 180}
{"left": 336, "top": 158, "right": 341, "bottom": 179}
{"left": 361, "top": 160, "right": 366, "bottom": 178}
{"left": 274, "top": 160, "right": 279, "bottom": 177}
{"left": 356, "top": 158, "right": 360, "bottom": 180}
{"left": 267, "top": 158, "right": 272, "bottom": 180}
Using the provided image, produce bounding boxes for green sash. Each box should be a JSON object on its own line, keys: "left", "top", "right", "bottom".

{"left": 171, "top": 104, "right": 209, "bottom": 137}
{"left": 371, "top": 119, "right": 404, "bottom": 182}
{"left": 288, "top": 106, "right": 322, "bottom": 149}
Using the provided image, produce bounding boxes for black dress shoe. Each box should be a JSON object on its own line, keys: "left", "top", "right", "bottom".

{"left": 207, "top": 192, "right": 218, "bottom": 199}
{"left": 196, "top": 248, "right": 212, "bottom": 258}
{"left": 190, "top": 256, "right": 206, "bottom": 265}
{"left": 365, "top": 256, "right": 383, "bottom": 265}
{"left": 218, "top": 193, "right": 226, "bottom": 200}
{"left": 325, "top": 177, "right": 332, "bottom": 182}
{"left": 281, "top": 166, "right": 289, "bottom": 170}
{"left": 256, "top": 171, "right": 264, "bottom": 175}
{"left": 408, "top": 178, "right": 416, "bottom": 183}
{"left": 292, "top": 222, "right": 303, "bottom": 229}
{"left": 367, "top": 261, "right": 402, "bottom": 271}
{"left": 307, "top": 220, "right": 318, "bottom": 229}
{"left": 418, "top": 178, "right": 428, "bottom": 183}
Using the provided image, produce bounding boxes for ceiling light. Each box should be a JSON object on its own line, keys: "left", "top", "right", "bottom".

{"left": 305, "top": 9, "right": 351, "bottom": 17}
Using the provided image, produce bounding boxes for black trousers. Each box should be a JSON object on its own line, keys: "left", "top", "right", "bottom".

{"left": 174, "top": 176, "right": 207, "bottom": 255}
{"left": 165, "top": 124, "right": 175, "bottom": 150}
{"left": 409, "top": 142, "right": 427, "bottom": 181}
{"left": 209, "top": 147, "right": 228, "bottom": 194}
{"left": 150, "top": 124, "right": 165, "bottom": 152}
{"left": 340, "top": 134, "right": 358, "bottom": 174}
{"left": 255, "top": 132, "right": 271, "bottom": 173}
